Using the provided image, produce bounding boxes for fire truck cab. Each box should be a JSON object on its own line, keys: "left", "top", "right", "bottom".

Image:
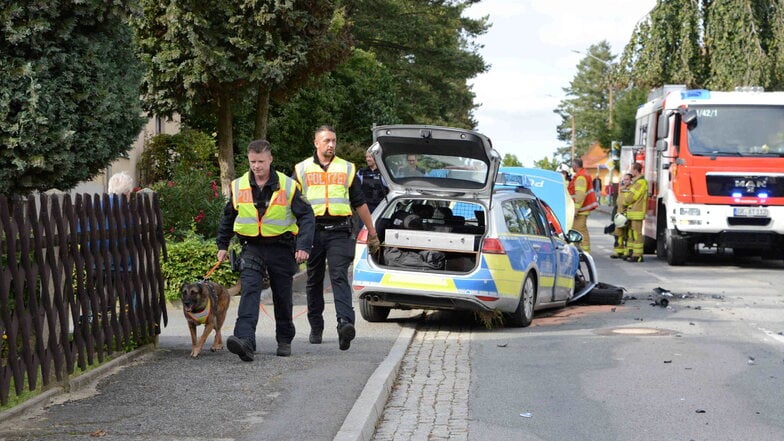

{"left": 634, "top": 85, "right": 784, "bottom": 265}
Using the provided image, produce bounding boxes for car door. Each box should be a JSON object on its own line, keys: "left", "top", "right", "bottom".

{"left": 534, "top": 200, "right": 576, "bottom": 302}
{"left": 500, "top": 198, "right": 557, "bottom": 303}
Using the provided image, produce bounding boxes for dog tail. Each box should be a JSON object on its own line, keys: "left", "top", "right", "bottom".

{"left": 227, "top": 280, "right": 242, "bottom": 296}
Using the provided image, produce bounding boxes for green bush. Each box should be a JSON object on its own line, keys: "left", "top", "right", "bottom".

{"left": 153, "top": 167, "right": 226, "bottom": 240}
{"left": 161, "top": 232, "right": 239, "bottom": 301}
{"left": 138, "top": 129, "right": 219, "bottom": 187}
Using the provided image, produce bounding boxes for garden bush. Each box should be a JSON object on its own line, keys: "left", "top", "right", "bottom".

{"left": 138, "top": 129, "right": 219, "bottom": 187}
{"left": 153, "top": 167, "right": 226, "bottom": 240}
{"left": 161, "top": 232, "right": 239, "bottom": 301}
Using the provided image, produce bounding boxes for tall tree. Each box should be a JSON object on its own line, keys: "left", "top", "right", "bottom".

{"left": 131, "top": 1, "right": 350, "bottom": 195}
{"left": 555, "top": 42, "right": 615, "bottom": 158}
{"left": 0, "top": 1, "right": 144, "bottom": 195}
{"left": 617, "top": 0, "right": 703, "bottom": 90}
{"left": 350, "top": 0, "right": 489, "bottom": 128}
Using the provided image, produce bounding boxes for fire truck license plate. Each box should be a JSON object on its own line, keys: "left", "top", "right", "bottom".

{"left": 733, "top": 207, "right": 769, "bottom": 217}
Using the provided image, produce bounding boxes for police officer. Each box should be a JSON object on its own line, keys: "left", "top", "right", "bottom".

{"left": 217, "top": 139, "right": 315, "bottom": 361}
{"left": 357, "top": 152, "right": 388, "bottom": 213}
{"left": 568, "top": 158, "right": 598, "bottom": 252}
{"left": 622, "top": 162, "right": 648, "bottom": 262}
{"left": 294, "top": 125, "right": 381, "bottom": 351}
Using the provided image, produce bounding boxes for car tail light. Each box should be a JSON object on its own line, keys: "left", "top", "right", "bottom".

{"left": 481, "top": 238, "right": 505, "bottom": 254}
{"left": 356, "top": 228, "right": 368, "bottom": 244}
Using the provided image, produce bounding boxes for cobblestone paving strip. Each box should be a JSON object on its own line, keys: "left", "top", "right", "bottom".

{"left": 372, "top": 324, "right": 471, "bottom": 441}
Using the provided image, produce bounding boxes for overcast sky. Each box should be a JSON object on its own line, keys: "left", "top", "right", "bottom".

{"left": 464, "top": 0, "right": 657, "bottom": 166}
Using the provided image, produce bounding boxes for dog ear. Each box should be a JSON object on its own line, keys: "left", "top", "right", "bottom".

{"left": 180, "top": 282, "right": 189, "bottom": 294}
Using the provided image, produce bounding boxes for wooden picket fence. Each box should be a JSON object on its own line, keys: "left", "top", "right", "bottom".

{"left": 0, "top": 191, "right": 168, "bottom": 406}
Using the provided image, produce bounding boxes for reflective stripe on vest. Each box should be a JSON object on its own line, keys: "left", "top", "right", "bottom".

{"left": 295, "top": 157, "right": 354, "bottom": 216}
{"left": 232, "top": 171, "right": 299, "bottom": 237}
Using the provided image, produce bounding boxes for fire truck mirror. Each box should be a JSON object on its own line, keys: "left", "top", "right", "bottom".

{"left": 657, "top": 113, "right": 669, "bottom": 138}
{"left": 656, "top": 139, "right": 668, "bottom": 152}
{"left": 681, "top": 109, "right": 698, "bottom": 129}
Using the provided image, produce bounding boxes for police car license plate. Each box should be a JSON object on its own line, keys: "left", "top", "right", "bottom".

{"left": 733, "top": 207, "right": 769, "bottom": 217}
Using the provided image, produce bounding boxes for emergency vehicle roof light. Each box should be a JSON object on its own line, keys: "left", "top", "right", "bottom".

{"left": 496, "top": 172, "right": 531, "bottom": 188}
{"left": 681, "top": 89, "right": 710, "bottom": 100}
{"left": 734, "top": 86, "right": 764, "bottom": 93}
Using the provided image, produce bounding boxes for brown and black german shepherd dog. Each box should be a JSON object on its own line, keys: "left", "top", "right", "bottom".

{"left": 180, "top": 281, "right": 237, "bottom": 358}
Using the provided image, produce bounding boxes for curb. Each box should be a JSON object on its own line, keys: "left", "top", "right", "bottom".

{"left": 0, "top": 344, "right": 155, "bottom": 424}
{"left": 333, "top": 323, "right": 417, "bottom": 441}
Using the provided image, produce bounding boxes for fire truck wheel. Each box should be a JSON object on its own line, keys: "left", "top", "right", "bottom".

{"left": 666, "top": 230, "right": 688, "bottom": 266}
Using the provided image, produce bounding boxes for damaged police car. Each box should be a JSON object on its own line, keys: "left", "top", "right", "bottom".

{"left": 352, "top": 125, "right": 599, "bottom": 327}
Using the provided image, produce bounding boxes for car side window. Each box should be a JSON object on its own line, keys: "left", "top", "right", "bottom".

{"left": 501, "top": 201, "right": 522, "bottom": 233}
{"left": 538, "top": 201, "right": 564, "bottom": 238}
{"left": 514, "top": 199, "right": 546, "bottom": 236}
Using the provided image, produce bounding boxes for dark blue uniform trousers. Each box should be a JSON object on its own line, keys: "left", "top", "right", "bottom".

{"left": 234, "top": 242, "right": 297, "bottom": 350}
{"left": 306, "top": 228, "right": 356, "bottom": 332}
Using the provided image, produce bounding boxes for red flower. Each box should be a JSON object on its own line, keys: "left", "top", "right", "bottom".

{"left": 167, "top": 181, "right": 175, "bottom": 187}
{"left": 194, "top": 210, "right": 205, "bottom": 223}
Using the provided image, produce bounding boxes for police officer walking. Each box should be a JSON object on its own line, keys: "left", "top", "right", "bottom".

{"left": 217, "top": 139, "right": 315, "bottom": 361}
{"left": 294, "top": 125, "right": 381, "bottom": 351}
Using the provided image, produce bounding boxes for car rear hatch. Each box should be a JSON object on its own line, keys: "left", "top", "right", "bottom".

{"left": 369, "top": 125, "right": 501, "bottom": 198}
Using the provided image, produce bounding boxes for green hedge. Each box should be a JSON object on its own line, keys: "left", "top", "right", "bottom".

{"left": 162, "top": 232, "right": 239, "bottom": 301}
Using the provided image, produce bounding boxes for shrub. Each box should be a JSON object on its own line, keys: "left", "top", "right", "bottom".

{"left": 153, "top": 167, "right": 226, "bottom": 240}
{"left": 138, "top": 129, "right": 219, "bottom": 187}
{"left": 161, "top": 232, "right": 239, "bottom": 301}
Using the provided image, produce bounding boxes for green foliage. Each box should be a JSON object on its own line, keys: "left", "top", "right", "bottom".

{"left": 160, "top": 232, "right": 239, "bottom": 301}
{"left": 502, "top": 153, "right": 523, "bottom": 167}
{"left": 618, "top": 0, "right": 784, "bottom": 91}
{"left": 556, "top": 41, "right": 616, "bottom": 157}
{"left": 138, "top": 129, "right": 219, "bottom": 187}
{"left": 152, "top": 168, "right": 226, "bottom": 240}
{"left": 0, "top": 1, "right": 145, "bottom": 195}
{"left": 350, "top": 0, "right": 489, "bottom": 128}
{"left": 131, "top": 0, "right": 352, "bottom": 195}
{"left": 533, "top": 156, "right": 558, "bottom": 171}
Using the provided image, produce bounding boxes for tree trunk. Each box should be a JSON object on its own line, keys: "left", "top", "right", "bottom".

{"left": 253, "top": 83, "right": 270, "bottom": 140}
{"left": 216, "top": 91, "right": 235, "bottom": 198}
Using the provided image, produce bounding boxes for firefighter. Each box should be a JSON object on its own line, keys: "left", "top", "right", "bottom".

{"left": 610, "top": 173, "right": 632, "bottom": 258}
{"left": 568, "top": 158, "right": 598, "bottom": 252}
{"left": 623, "top": 162, "right": 648, "bottom": 262}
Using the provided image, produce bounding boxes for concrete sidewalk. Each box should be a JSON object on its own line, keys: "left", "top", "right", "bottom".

{"left": 0, "top": 279, "right": 418, "bottom": 441}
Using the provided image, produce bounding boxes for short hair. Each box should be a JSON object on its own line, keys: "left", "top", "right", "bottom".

{"left": 572, "top": 158, "right": 584, "bottom": 168}
{"left": 248, "top": 139, "right": 272, "bottom": 154}
{"left": 108, "top": 171, "right": 135, "bottom": 195}
{"left": 314, "top": 124, "right": 336, "bottom": 137}
{"left": 631, "top": 162, "right": 643, "bottom": 173}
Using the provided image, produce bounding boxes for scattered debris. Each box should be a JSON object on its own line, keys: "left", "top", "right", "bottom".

{"left": 634, "top": 317, "right": 644, "bottom": 321}
{"left": 611, "top": 307, "right": 616, "bottom": 312}
{"left": 695, "top": 409, "right": 706, "bottom": 414}
{"left": 652, "top": 287, "right": 674, "bottom": 307}
{"left": 519, "top": 412, "right": 533, "bottom": 418}
{"left": 664, "top": 360, "right": 672, "bottom": 363}
{"left": 90, "top": 430, "right": 108, "bottom": 437}
{"left": 748, "top": 356, "right": 756, "bottom": 365}
{"left": 497, "top": 343, "right": 508, "bottom": 348}
{"left": 711, "top": 294, "right": 724, "bottom": 300}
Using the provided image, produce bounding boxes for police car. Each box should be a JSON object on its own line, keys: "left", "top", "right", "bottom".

{"left": 352, "top": 125, "right": 599, "bottom": 327}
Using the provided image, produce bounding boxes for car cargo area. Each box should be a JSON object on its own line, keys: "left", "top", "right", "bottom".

{"left": 372, "top": 199, "right": 486, "bottom": 273}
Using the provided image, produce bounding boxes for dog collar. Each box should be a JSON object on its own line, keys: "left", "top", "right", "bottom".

{"left": 187, "top": 297, "right": 211, "bottom": 325}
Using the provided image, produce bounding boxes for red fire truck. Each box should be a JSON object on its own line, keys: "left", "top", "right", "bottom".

{"left": 633, "top": 85, "right": 784, "bottom": 265}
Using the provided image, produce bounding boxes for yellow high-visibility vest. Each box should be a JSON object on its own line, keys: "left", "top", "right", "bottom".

{"left": 294, "top": 156, "right": 355, "bottom": 217}
{"left": 232, "top": 171, "right": 299, "bottom": 237}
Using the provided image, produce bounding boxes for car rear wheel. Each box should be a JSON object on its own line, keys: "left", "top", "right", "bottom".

{"left": 359, "top": 296, "right": 391, "bottom": 322}
{"left": 506, "top": 274, "right": 535, "bottom": 328}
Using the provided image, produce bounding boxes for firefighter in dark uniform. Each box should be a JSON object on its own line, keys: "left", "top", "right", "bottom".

{"left": 294, "top": 125, "right": 381, "bottom": 351}
{"left": 217, "top": 139, "right": 315, "bottom": 361}
{"left": 357, "top": 152, "right": 388, "bottom": 213}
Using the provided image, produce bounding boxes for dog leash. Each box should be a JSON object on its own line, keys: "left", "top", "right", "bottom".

{"left": 203, "top": 260, "right": 223, "bottom": 281}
